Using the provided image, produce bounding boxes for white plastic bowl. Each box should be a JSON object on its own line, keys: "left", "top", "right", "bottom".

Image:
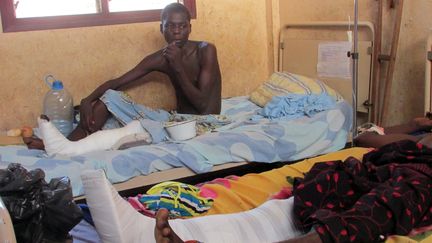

{"left": 164, "top": 119, "right": 197, "bottom": 141}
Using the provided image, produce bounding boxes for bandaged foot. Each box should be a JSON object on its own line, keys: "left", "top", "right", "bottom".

{"left": 81, "top": 169, "right": 301, "bottom": 243}
{"left": 38, "top": 117, "right": 147, "bottom": 156}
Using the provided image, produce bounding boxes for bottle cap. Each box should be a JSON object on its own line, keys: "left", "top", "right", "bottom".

{"left": 45, "top": 74, "right": 64, "bottom": 90}
{"left": 52, "top": 80, "right": 64, "bottom": 90}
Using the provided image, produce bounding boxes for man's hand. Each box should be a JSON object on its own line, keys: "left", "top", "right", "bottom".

{"left": 79, "top": 98, "right": 96, "bottom": 133}
{"left": 163, "top": 41, "right": 183, "bottom": 71}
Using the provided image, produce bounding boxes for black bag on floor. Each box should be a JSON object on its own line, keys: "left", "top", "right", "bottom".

{"left": 0, "top": 163, "right": 83, "bottom": 243}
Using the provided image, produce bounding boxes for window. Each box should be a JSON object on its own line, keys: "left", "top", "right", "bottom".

{"left": 0, "top": 0, "right": 196, "bottom": 33}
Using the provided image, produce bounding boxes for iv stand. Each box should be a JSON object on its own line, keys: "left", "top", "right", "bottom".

{"left": 351, "top": 0, "right": 359, "bottom": 145}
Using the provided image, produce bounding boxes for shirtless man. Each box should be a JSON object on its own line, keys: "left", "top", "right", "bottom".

{"left": 24, "top": 2, "right": 222, "bottom": 150}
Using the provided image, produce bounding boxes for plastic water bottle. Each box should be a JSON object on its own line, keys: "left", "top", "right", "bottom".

{"left": 43, "top": 75, "right": 74, "bottom": 137}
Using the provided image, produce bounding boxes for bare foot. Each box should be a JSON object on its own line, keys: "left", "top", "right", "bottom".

{"left": 23, "top": 137, "right": 45, "bottom": 150}
{"left": 22, "top": 115, "right": 49, "bottom": 150}
{"left": 155, "top": 209, "right": 184, "bottom": 243}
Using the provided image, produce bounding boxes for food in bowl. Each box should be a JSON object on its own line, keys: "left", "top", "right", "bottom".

{"left": 164, "top": 119, "right": 197, "bottom": 141}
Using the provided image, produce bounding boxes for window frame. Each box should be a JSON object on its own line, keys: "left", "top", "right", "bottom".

{"left": 0, "top": 0, "right": 196, "bottom": 33}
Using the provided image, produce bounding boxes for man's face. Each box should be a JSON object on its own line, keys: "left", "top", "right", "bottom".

{"left": 161, "top": 12, "right": 191, "bottom": 47}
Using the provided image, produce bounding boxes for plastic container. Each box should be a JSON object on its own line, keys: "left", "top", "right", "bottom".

{"left": 43, "top": 75, "right": 74, "bottom": 137}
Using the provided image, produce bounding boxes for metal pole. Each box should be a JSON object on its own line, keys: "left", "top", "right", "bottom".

{"left": 351, "top": 0, "right": 359, "bottom": 145}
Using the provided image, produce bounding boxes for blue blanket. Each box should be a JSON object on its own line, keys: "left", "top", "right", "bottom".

{"left": 0, "top": 96, "right": 352, "bottom": 196}
{"left": 258, "top": 93, "right": 336, "bottom": 120}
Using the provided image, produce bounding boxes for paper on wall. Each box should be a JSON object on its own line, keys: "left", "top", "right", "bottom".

{"left": 317, "top": 42, "right": 352, "bottom": 79}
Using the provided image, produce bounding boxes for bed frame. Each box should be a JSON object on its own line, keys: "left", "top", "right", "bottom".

{"left": 278, "top": 21, "right": 375, "bottom": 125}
{"left": 74, "top": 161, "right": 289, "bottom": 202}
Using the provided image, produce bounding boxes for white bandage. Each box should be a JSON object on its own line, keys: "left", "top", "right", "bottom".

{"left": 39, "top": 118, "right": 145, "bottom": 156}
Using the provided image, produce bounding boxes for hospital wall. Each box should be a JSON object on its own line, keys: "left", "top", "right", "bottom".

{"left": 279, "top": 0, "right": 432, "bottom": 126}
{"left": 0, "top": 0, "right": 274, "bottom": 130}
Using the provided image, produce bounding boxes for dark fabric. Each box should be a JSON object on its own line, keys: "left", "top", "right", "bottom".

{"left": 292, "top": 140, "right": 432, "bottom": 243}
{"left": 0, "top": 163, "right": 83, "bottom": 243}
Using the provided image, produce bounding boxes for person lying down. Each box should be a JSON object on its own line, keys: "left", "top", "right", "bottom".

{"left": 354, "top": 116, "right": 432, "bottom": 148}
{"left": 81, "top": 169, "right": 304, "bottom": 243}
{"left": 80, "top": 140, "right": 432, "bottom": 243}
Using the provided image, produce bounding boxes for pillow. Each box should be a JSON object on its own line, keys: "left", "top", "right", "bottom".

{"left": 249, "top": 72, "right": 343, "bottom": 107}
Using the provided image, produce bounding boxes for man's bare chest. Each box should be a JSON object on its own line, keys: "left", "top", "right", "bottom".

{"left": 181, "top": 55, "right": 200, "bottom": 80}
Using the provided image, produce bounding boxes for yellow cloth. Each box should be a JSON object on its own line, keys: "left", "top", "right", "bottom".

{"left": 203, "top": 147, "right": 369, "bottom": 215}
{"left": 249, "top": 71, "right": 343, "bottom": 107}
{"left": 386, "top": 235, "right": 432, "bottom": 243}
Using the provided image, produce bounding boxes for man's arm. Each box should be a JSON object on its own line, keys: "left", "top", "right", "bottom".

{"left": 83, "top": 52, "right": 165, "bottom": 103}
{"left": 80, "top": 52, "right": 165, "bottom": 131}
{"left": 165, "top": 42, "right": 221, "bottom": 114}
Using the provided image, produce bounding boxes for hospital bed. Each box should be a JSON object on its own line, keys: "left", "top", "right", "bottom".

{"left": 279, "top": 21, "right": 375, "bottom": 125}
{"left": 0, "top": 21, "right": 371, "bottom": 199}
{"left": 0, "top": 91, "right": 352, "bottom": 242}
{"left": 73, "top": 142, "right": 432, "bottom": 243}
{"left": 0, "top": 94, "right": 351, "bottom": 197}
{"left": 0, "top": 21, "right": 375, "bottom": 200}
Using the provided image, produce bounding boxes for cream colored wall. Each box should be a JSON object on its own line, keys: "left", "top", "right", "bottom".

{"left": 4, "top": 1, "right": 427, "bottom": 131}
{"left": 0, "top": 0, "right": 273, "bottom": 131}
{"left": 279, "top": 0, "right": 432, "bottom": 126}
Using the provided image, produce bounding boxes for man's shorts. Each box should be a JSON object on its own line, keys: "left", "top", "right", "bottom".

{"left": 100, "top": 89, "right": 170, "bottom": 143}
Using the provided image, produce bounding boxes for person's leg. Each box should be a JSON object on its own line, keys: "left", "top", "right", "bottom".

{"left": 354, "top": 117, "right": 432, "bottom": 148}
{"left": 354, "top": 132, "right": 421, "bottom": 148}
{"left": 81, "top": 169, "right": 302, "bottom": 243}
{"left": 25, "top": 89, "right": 170, "bottom": 151}
{"left": 23, "top": 100, "right": 111, "bottom": 150}
{"left": 23, "top": 136, "right": 46, "bottom": 150}
{"left": 39, "top": 116, "right": 146, "bottom": 156}
{"left": 68, "top": 99, "right": 111, "bottom": 141}
{"left": 154, "top": 209, "right": 321, "bottom": 243}
{"left": 384, "top": 117, "right": 432, "bottom": 134}
{"left": 168, "top": 198, "right": 299, "bottom": 242}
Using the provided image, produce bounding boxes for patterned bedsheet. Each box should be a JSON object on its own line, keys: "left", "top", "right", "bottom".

{"left": 0, "top": 96, "right": 352, "bottom": 196}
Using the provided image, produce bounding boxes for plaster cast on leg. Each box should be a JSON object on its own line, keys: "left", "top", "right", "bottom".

{"left": 171, "top": 196, "right": 301, "bottom": 242}
{"left": 81, "top": 169, "right": 155, "bottom": 243}
{"left": 81, "top": 169, "right": 302, "bottom": 243}
{"left": 39, "top": 118, "right": 145, "bottom": 156}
